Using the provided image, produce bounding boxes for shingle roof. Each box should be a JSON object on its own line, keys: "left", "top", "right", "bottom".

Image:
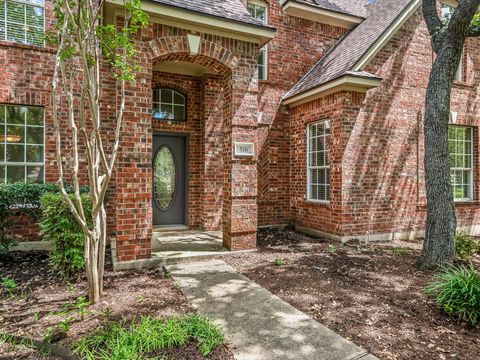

{"left": 284, "top": 0, "right": 419, "bottom": 100}
{"left": 149, "top": 0, "right": 270, "bottom": 28}
{"left": 289, "top": 0, "right": 369, "bottom": 18}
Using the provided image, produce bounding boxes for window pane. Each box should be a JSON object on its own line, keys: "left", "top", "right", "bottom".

{"left": 0, "top": 21, "right": 5, "bottom": 42}
{"left": 26, "top": 28, "right": 43, "bottom": 46}
{"left": 6, "top": 125, "right": 24, "bottom": 142}
{"left": 6, "top": 106, "right": 26, "bottom": 124}
{"left": 27, "top": 126, "right": 43, "bottom": 144}
{"left": 0, "top": 105, "right": 5, "bottom": 124}
{"left": 0, "top": 165, "right": 4, "bottom": 182}
{"left": 160, "top": 104, "right": 173, "bottom": 120}
{"left": 26, "top": 165, "right": 43, "bottom": 183}
{"left": 174, "top": 105, "right": 185, "bottom": 120}
{"left": 161, "top": 89, "right": 172, "bottom": 103}
{"left": 173, "top": 91, "right": 184, "bottom": 104}
{"left": 7, "top": 1, "right": 24, "bottom": 22}
{"left": 26, "top": 145, "right": 42, "bottom": 162}
{"left": 6, "top": 165, "right": 25, "bottom": 182}
{"left": 26, "top": 5, "right": 44, "bottom": 28}
{"left": 27, "top": 107, "right": 43, "bottom": 125}
{"left": 6, "top": 144, "right": 24, "bottom": 162}
{"left": 0, "top": 144, "right": 4, "bottom": 161}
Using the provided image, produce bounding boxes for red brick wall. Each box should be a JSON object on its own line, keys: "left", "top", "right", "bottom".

{"left": 289, "top": 8, "right": 480, "bottom": 239}
{"left": 256, "top": 0, "right": 349, "bottom": 227}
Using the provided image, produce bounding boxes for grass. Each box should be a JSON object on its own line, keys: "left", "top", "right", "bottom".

{"left": 273, "top": 258, "right": 285, "bottom": 266}
{"left": 74, "top": 314, "right": 224, "bottom": 359}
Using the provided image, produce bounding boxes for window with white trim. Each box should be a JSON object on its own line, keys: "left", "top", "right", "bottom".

{"left": 449, "top": 125, "right": 473, "bottom": 201}
{"left": 307, "top": 120, "right": 330, "bottom": 202}
{"left": 247, "top": 1, "right": 268, "bottom": 80}
{"left": 0, "top": 0, "right": 45, "bottom": 47}
{"left": 0, "top": 104, "right": 45, "bottom": 183}
{"left": 152, "top": 88, "right": 186, "bottom": 121}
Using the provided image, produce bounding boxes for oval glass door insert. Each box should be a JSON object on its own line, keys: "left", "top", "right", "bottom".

{"left": 154, "top": 146, "right": 176, "bottom": 210}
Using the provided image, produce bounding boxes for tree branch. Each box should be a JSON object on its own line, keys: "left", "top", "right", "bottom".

{"left": 422, "top": 0, "right": 444, "bottom": 37}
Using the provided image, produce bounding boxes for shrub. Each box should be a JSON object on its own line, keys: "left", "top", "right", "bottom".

{"left": 455, "top": 232, "right": 478, "bottom": 261}
{"left": 41, "top": 193, "right": 92, "bottom": 277}
{"left": 0, "top": 182, "right": 88, "bottom": 255}
{"left": 74, "top": 314, "right": 224, "bottom": 359}
{"left": 425, "top": 265, "right": 480, "bottom": 325}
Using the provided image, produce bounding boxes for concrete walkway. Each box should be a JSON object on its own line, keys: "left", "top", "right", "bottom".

{"left": 167, "top": 259, "right": 379, "bottom": 360}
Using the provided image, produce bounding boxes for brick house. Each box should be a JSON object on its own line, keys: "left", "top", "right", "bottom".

{"left": 1, "top": 0, "right": 479, "bottom": 262}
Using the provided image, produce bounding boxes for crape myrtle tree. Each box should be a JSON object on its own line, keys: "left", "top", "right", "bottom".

{"left": 50, "top": 0, "right": 148, "bottom": 303}
{"left": 419, "top": 0, "right": 480, "bottom": 268}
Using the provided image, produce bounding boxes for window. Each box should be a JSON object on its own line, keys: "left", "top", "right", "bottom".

{"left": 152, "top": 88, "right": 186, "bottom": 121}
{"left": 307, "top": 120, "right": 330, "bottom": 202}
{"left": 1, "top": 104, "right": 45, "bottom": 183}
{"left": 0, "top": 0, "right": 45, "bottom": 47}
{"left": 449, "top": 125, "right": 473, "bottom": 201}
{"left": 247, "top": 1, "right": 268, "bottom": 80}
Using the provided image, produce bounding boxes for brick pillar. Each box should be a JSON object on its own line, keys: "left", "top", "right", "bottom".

{"left": 114, "top": 61, "right": 153, "bottom": 262}
{"left": 201, "top": 75, "right": 224, "bottom": 231}
{"left": 222, "top": 63, "right": 258, "bottom": 251}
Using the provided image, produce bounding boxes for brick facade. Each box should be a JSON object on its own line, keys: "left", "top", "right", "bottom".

{"left": 3, "top": 1, "right": 480, "bottom": 260}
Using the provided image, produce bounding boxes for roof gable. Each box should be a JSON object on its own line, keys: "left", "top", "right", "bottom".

{"left": 284, "top": 0, "right": 421, "bottom": 102}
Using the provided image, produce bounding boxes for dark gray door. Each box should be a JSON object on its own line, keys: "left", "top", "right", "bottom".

{"left": 152, "top": 135, "right": 186, "bottom": 226}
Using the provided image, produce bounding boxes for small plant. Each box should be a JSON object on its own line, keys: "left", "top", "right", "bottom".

{"left": 74, "top": 314, "right": 224, "bottom": 359}
{"left": 273, "top": 258, "right": 285, "bottom": 266}
{"left": 327, "top": 244, "right": 337, "bottom": 255}
{"left": 2, "top": 277, "right": 18, "bottom": 296}
{"left": 391, "top": 246, "right": 407, "bottom": 255}
{"left": 44, "top": 318, "right": 74, "bottom": 343}
{"left": 41, "top": 193, "right": 92, "bottom": 277}
{"left": 455, "top": 232, "right": 478, "bottom": 261}
{"left": 425, "top": 265, "right": 480, "bottom": 325}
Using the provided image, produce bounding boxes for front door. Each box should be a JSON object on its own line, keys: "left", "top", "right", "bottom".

{"left": 152, "top": 135, "right": 186, "bottom": 226}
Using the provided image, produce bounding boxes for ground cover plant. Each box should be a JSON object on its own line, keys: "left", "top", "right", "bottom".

{"left": 75, "top": 314, "right": 224, "bottom": 359}
{"left": 0, "top": 251, "right": 233, "bottom": 360}
{"left": 425, "top": 265, "right": 480, "bottom": 325}
{"left": 225, "top": 228, "right": 480, "bottom": 360}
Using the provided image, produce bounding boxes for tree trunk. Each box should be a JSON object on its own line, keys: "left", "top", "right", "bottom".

{"left": 84, "top": 206, "right": 107, "bottom": 304}
{"left": 418, "top": 45, "right": 459, "bottom": 269}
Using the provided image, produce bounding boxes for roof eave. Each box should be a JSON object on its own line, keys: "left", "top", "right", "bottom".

{"left": 353, "top": 0, "right": 421, "bottom": 70}
{"left": 283, "top": 74, "right": 382, "bottom": 107}
{"left": 280, "top": 0, "right": 364, "bottom": 29}
{"left": 105, "top": 0, "right": 276, "bottom": 46}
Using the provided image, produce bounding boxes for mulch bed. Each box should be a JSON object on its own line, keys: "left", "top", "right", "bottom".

{"left": 0, "top": 251, "right": 233, "bottom": 360}
{"left": 224, "top": 228, "right": 480, "bottom": 360}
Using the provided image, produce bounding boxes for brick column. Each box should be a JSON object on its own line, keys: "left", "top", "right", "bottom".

{"left": 201, "top": 75, "right": 224, "bottom": 231}
{"left": 222, "top": 62, "right": 259, "bottom": 251}
{"left": 113, "top": 61, "right": 153, "bottom": 262}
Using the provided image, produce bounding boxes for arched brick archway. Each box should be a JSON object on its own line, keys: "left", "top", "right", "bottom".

{"left": 148, "top": 37, "right": 238, "bottom": 73}
{"left": 114, "top": 33, "right": 260, "bottom": 262}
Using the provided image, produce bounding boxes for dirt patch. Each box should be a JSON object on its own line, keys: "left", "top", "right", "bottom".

{"left": 224, "top": 229, "right": 480, "bottom": 360}
{"left": 0, "top": 251, "right": 234, "bottom": 360}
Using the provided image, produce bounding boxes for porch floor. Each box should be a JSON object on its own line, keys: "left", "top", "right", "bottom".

{"left": 151, "top": 229, "right": 228, "bottom": 263}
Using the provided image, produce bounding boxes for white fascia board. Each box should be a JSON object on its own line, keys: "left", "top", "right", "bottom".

{"left": 283, "top": 75, "right": 381, "bottom": 107}
{"left": 105, "top": 0, "right": 275, "bottom": 46}
{"left": 281, "top": 1, "right": 363, "bottom": 29}
{"left": 353, "top": 0, "right": 421, "bottom": 70}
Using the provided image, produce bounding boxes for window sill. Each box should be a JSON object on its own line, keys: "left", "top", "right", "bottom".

{"left": 452, "top": 80, "right": 474, "bottom": 89}
{"left": 417, "top": 200, "right": 480, "bottom": 210}
{"left": 306, "top": 199, "right": 330, "bottom": 206}
{"left": 0, "top": 40, "right": 55, "bottom": 54}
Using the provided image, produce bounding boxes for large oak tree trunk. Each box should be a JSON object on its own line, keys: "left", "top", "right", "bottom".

{"left": 419, "top": 48, "right": 458, "bottom": 268}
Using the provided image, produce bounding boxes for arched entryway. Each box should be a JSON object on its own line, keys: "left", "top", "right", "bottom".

{"left": 113, "top": 34, "right": 260, "bottom": 260}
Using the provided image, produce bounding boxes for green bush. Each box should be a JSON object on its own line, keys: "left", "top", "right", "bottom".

{"left": 425, "top": 265, "right": 480, "bottom": 325}
{"left": 455, "top": 232, "right": 478, "bottom": 261}
{"left": 74, "top": 314, "right": 224, "bottom": 359}
{"left": 40, "top": 193, "right": 92, "bottom": 277}
{"left": 0, "top": 182, "right": 88, "bottom": 256}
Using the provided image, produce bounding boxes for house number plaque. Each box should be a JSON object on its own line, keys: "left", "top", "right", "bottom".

{"left": 234, "top": 142, "right": 255, "bottom": 157}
